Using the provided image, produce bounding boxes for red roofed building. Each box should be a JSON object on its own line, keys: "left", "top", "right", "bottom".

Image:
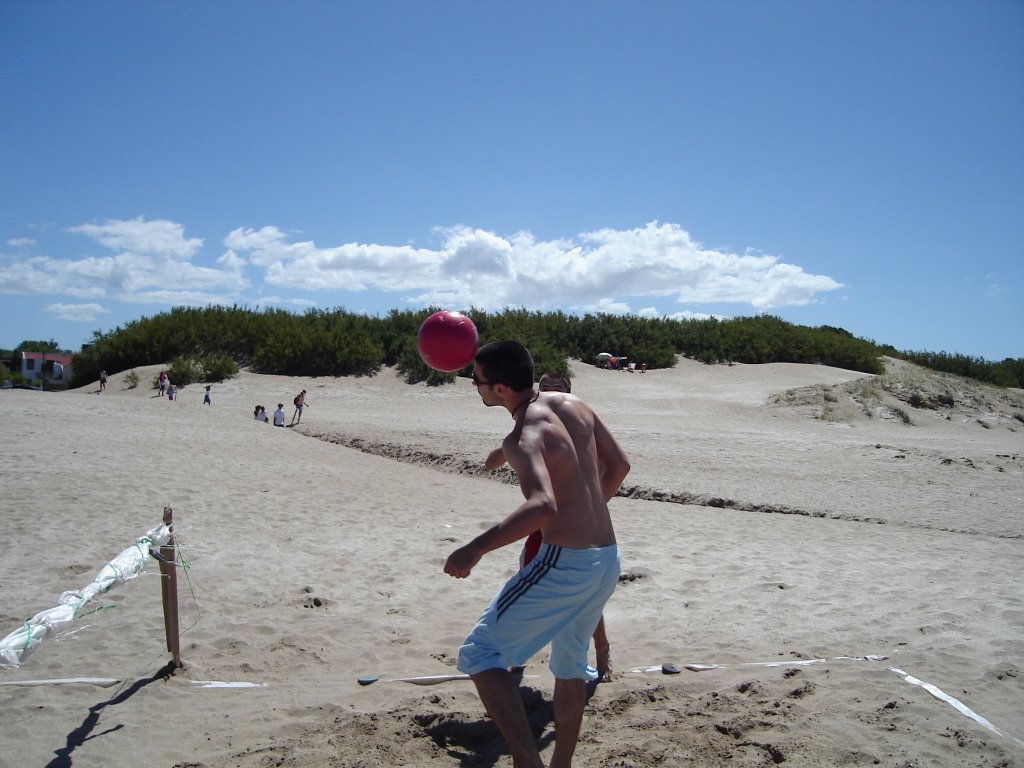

{"left": 11, "top": 351, "right": 74, "bottom": 389}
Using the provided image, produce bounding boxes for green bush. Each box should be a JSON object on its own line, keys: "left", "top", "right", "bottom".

{"left": 64, "top": 303, "right": 1021, "bottom": 390}
{"left": 394, "top": 336, "right": 460, "bottom": 385}
{"left": 167, "top": 357, "right": 206, "bottom": 386}
{"left": 123, "top": 370, "right": 140, "bottom": 389}
{"left": 159, "top": 355, "right": 239, "bottom": 386}
{"left": 902, "top": 350, "right": 1024, "bottom": 388}
{"left": 202, "top": 354, "right": 239, "bottom": 382}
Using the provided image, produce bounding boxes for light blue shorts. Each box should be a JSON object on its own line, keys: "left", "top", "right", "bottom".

{"left": 457, "top": 543, "right": 620, "bottom": 681}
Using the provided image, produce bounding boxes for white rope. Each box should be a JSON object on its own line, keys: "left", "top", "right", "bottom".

{"left": 0, "top": 523, "right": 171, "bottom": 669}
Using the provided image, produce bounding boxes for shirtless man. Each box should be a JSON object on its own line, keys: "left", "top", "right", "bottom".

{"left": 484, "top": 371, "right": 615, "bottom": 682}
{"left": 445, "top": 341, "right": 631, "bottom": 768}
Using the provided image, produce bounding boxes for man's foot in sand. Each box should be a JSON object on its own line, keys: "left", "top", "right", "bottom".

{"left": 596, "top": 644, "right": 614, "bottom": 682}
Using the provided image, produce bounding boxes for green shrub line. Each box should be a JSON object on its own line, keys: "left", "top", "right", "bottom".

{"left": 159, "top": 354, "right": 239, "bottom": 388}
{"left": 59, "top": 305, "right": 1023, "bottom": 389}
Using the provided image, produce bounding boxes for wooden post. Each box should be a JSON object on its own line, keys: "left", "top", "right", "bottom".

{"left": 159, "top": 505, "right": 183, "bottom": 669}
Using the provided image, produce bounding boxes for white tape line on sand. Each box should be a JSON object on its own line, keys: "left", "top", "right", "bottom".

{"left": 357, "top": 673, "right": 542, "bottom": 686}
{"left": 888, "top": 667, "right": 1024, "bottom": 749}
{"left": 0, "top": 677, "right": 122, "bottom": 688}
{"left": 625, "top": 655, "right": 889, "bottom": 674}
{"left": 629, "top": 657, "right": 1023, "bottom": 750}
{"left": 0, "top": 678, "right": 269, "bottom": 690}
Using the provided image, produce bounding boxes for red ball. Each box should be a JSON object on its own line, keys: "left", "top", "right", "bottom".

{"left": 416, "top": 311, "right": 479, "bottom": 372}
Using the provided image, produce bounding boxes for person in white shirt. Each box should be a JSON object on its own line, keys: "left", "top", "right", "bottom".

{"left": 273, "top": 403, "right": 286, "bottom": 427}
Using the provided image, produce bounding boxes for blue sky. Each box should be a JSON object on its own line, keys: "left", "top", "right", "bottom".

{"left": 1, "top": 1, "right": 1021, "bottom": 361}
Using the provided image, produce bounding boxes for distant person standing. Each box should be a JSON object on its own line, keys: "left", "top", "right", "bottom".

{"left": 203, "top": 385, "right": 212, "bottom": 405}
{"left": 158, "top": 371, "right": 168, "bottom": 396}
{"left": 273, "top": 403, "right": 286, "bottom": 427}
{"left": 167, "top": 383, "right": 177, "bottom": 401}
{"left": 99, "top": 370, "right": 107, "bottom": 392}
{"left": 290, "top": 390, "right": 307, "bottom": 426}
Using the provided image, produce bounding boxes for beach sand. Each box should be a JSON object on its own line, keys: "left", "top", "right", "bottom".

{"left": 1, "top": 357, "right": 1022, "bottom": 767}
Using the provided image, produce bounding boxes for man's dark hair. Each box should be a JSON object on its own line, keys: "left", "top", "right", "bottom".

{"left": 475, "top": 340, "right": 534, "bottom": 391}
{"left": 539, "top": 372, "right": 571, "bottom": 393}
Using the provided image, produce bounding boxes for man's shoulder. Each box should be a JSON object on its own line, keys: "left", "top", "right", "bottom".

{"left": 545, "top": 392, "right": 593, "bottom": 417}
{"left": 519, "top": 402, "right": 582, "bottom": 445}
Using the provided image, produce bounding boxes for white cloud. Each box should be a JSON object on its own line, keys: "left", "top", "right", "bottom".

{"left": 224, "top": 226, "right": 288, "bottom": 253}
{"left": 229, "top": 220, "right": 841, "bottom": 312}
{"left": 217, "top": 249, "right": 247, "bottom": 271}
{"left": 439, "top": 226, "right": 514, "bottom": 278}
{"left": 7, "top": 237, "right": 36, "bottom": 248}
{"left": 580, "top": 297, "right": 633, "bottom": 315}
{"left": 663, "top": 309, "right": 723, "bottom": 322}
{"left": 69, "top": 216, "right": 203, "bottom": 260}
{"left": 0, "top": 216, "right": 247, "bottom": 304}
{"left": 241, "top": 294, "right": 316, "bottom": 308}
{"left": 46, "top": 302, "right": 110, "bottom": 322}
{"left": 117, "top": 289, "right": 244, "bottom": 306}
{"left": 1, "top": 218, "right": 842, "bottom": 321}
{"left": 985, "top": 272, "right": 1006, "bottom": 297}
{"left": 256, "top": 239, "right": 439, "bottom": 292}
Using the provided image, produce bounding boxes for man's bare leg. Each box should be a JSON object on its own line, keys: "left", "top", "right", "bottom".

{"left": 592, "top": 615, "right": 613, "bottom": 682}
{"left": 550, "top": 677, "right": 587, "bottom": 768}
{"left": 470, "top": 668, "right": 544, "bottom": 768}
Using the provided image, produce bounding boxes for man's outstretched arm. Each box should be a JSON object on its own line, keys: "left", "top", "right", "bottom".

{"left": 445, "top": 428, "right": 556, "bottom": 578}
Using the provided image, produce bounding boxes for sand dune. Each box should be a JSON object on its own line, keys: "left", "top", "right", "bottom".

{"left": 1, "top": 357, "right": 1021, "bottom": 767}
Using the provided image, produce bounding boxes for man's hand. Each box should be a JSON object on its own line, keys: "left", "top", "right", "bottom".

{"left": 444, "top": 544, "right": 482, "bottom": 579}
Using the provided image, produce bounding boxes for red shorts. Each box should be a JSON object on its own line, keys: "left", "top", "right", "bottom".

{"left": 521, "top": 530, "right": 543, "bottom": 566}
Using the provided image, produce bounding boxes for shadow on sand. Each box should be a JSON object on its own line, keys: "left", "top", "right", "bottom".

{"left": 413, "top": 679, "right": 599, "bottom": 767}
{"left": 45, "top": 661, "right": 178, "bottom": 768}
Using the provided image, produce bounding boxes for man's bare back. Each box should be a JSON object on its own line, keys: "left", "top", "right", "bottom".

{"left": 502, "top": 392, "right": 617, "bottom": 550}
